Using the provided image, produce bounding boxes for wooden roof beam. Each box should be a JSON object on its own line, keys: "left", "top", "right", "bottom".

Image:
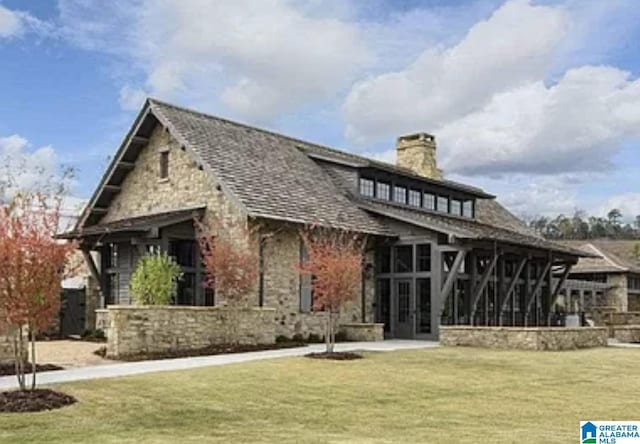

{"left": 117, "top": 161, "right": 135, "bottom": 169}
{"left": 103, "top": 184, "right": 121, "bottom": 193}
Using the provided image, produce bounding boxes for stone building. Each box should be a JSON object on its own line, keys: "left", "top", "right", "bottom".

{"left": 562, "top": 240, "right": 640, "bottom": 312}
{"left": 63, "top": 99, "right": 591, "bottom": 341}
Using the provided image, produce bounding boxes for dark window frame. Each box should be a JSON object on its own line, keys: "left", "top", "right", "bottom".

{"left": 159, "top": 151, "right": 169, "bottom": 179}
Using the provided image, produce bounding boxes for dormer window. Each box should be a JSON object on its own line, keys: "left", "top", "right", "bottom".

{"left": 437, "top": 196, "right": 449, "bottom": 213}
{"left": 359, "top": 178, "right": 374, "bottom": 197}
{"left": 356, "top": 172, "right": 477, "bottom": 219}
{"left": 159, "top": 150, "right": 169, "bottom": 179}
{"left": 450, "top": 199, "right": 462, "bottom": 216}
{"left": 423, "top": 193, "right": 435, "bottom": 210}
{"left": 463, "top": 200, "right": 474, "bottom": 218}
{"left": 393, "top": 186, "right": 407, "bottom": 204}
{"left": 376, "top": 181, "right": 390, "bottom": 200}
{"left": 408, "top": 189, "right": 421, "bottom": 207}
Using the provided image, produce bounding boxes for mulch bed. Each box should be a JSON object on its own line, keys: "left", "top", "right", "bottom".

{"left": 0, "top": 389, "right": 76, "bottom": 413}
{"left": 97, "top": 341, "right": 308, "bottom": 361}
{"left": 305, "top": 352, "right": 363, "bottom": 360}
{"left": 0, "top": 363, "right": 64, "bottom": 377}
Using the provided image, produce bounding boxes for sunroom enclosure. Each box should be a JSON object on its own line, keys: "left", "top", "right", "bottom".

{"left": 373, "top": 238, "right": 584, "bottom": 340}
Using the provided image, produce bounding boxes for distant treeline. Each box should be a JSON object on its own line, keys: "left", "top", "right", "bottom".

{"left": 526, "top": 209, "right": 640, "bottom": 240}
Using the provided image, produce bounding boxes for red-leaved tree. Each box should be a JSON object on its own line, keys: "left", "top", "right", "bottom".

{"left": 0, "top": 193, "right": 76, "bottom": 390}
{"left": 297, "top": 228, "right": 365, "bottom": 353}
{"left": 194, "top": 217, "right": 260, "bottom": 344}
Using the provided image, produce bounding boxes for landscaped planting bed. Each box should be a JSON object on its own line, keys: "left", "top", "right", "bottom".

{"left": 95, "top": 340, "right": 308, "bottom": 361}
{"left": 0, "top": 363, "right": 64, "bottom": 377}
{"left": 0, "top": 389, "right": 76, "bottom": 413}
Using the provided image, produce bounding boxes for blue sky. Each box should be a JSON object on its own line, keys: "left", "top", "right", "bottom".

{"left": 1, "top": 0, "right": 640, "bottom": 221}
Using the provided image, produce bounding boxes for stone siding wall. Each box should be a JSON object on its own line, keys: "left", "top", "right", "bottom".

{"left": 340, "top": 323, "right": 384, "bottom": 342}
{"left": 261, "top": 225, "right": 374, "bottom": 339}
{"left": 102, "top": 124, "right": 246, "bottom": 232}
{"left": 104, "top": 306, "right": 276, "bottom": 358}
{"left": 611, "top": 326, "right": 640, "bottom": 343}
{"left": 0, "top": 334, "right": 14, "bottom": 364}
{"left": 440, "top": 326, "right": 608, "bottom": 351}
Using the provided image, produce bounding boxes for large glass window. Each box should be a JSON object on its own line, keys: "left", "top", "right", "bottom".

{"left": 169, "top": 240, "right": 196, "bottom": 267}
{"left": 376, "top": 181, "right": 390, "bottom": 200}
{"left": 437, "top": 196, "right": 449, "bottom": 213}
{"left": 423, "top": 193, "right": 435, "bottom": 210}
{"left": 417, "top": 244, "right": 431, "bottom": 272}
{"left": 107, "top": 273, "right": 119, "bottom": 305}
{"left": 416, "top": 278, "right": 431, "bottom": 334}
{"left": 375, "top": 246, "right": 391, "bottom": 274}
{"left": 375, "top": 279, "right": 391, "bottom": 333}
{"left": 393, "top": 186, "right": 407, "bottom": 204}
{"left": 359, "top": 178, "right": 374, "bottom": 197}
{"left": 175, "top": 273, "right": 196, "bottom": 305}
{"left": 394, "top": 245, "right": 413, "bottom": 273}
{"left": 408, "top": 189, "right": 421, "bottom": 207}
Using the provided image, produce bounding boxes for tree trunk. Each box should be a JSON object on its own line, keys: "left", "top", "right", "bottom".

{"left": 13, "top": 326, "right": 25, "bottom": 391}
{"left": 30, "top": 323, "right": 37, "bottom": 390}
{"left": 326, "top": 309, "right": 334, "bottom": 353}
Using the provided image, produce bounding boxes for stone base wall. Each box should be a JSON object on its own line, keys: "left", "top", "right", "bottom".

{"left": 340, "top": 323, "right": 384, "bottom": 342}
{"left": 95, "top": 309, "right": 110, "bottom": 336}
{"left": 611, "top": 325, "right": 640, "bottom": 343}
{"left": 104, "top": 305, "right": 276, "bottom": 358}
{"left": 0, "top": 334, "right": 15, "bottom": 364}
{"left": 440, "top": 326, "right": 608, "bottom": 351}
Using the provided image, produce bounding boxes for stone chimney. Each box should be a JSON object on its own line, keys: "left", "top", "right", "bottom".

{"left": 396, "top": 132, "right": 443, "bottom": 180}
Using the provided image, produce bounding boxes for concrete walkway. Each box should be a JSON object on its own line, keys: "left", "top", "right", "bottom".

{"left": 0, "top": 340, "right": 438, "bottom": 391}
{"left": 608, "top": 339, "right": 640, "bottom": 349}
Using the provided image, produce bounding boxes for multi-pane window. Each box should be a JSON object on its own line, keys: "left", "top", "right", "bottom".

{"left": 628, "top": 275, "right": 640, "bottom": 290}
{"left": 107, "top": 243, "right": 119, "bottom": 268}
{"left": 376, "top": 181, "right": 390, "bottom": 200}
{"left": 375, "top": 246, "right": 391, "bottom": 274}
{"left": 169, "top": 240, "right": 196, "bottom": 267}
{"left": 437, "top": 196, "right": 449, "bottom": 213}
{"left": 463, "top": 200, "right": 474, "bottom": 218}
{"left": 394, "top": 245, "right": 413, "bottom": 273}
{"left": 159, "top": 151, "right": 169, "bottom": 179}
{"left": 108, "top": 273, "right": 119, "bottom": 305}
{"left": 450, "top": 199, "right": 462, "bottom": 216}
{"left": 359, "top": 178, "right": 374, "bottom": 197}
{"left": 394, "top": 186, "right": 407, "bottom": 204}
{"left": 355, "top": 174, "right": 477, "bottom": 218}
{"left": 423, "top": 193, "right": 435, "bottom": 210}
{"left": 408, "top": 189, "right": 421, "bottom": 207}
{"left": 417, "top": 244, "right": 431, "bottom": 272}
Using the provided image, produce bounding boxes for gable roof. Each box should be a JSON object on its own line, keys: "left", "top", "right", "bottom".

{"left": 76, "top": 98, "right": 589, "bottom": 258}
{"left": 564, "top": 240, "right": 640, "bottom": 274}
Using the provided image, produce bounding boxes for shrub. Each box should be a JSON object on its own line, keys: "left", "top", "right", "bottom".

{"left": 130, "top": 252, "right": 182, "bottom": 305}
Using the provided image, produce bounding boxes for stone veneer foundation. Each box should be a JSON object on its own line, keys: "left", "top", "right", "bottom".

{"left": 339, "top": 323, "right": 384, "bottom": 342}
{"left": 102, "top": 306, "right": 276, "bottom": 358}
{"left": 611, "top": 325, "right": 640, "bottom": 343}
{"left": 440, "top": 326, "right": 608, "bottom": 351}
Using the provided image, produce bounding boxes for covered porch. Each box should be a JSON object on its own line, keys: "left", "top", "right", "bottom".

{"left": 61, "top": 206, "right": 209, "bottom": 309}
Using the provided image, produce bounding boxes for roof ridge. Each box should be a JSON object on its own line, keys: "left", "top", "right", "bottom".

{"left": 147, "top": 97, "right": 370, "bottom": 159}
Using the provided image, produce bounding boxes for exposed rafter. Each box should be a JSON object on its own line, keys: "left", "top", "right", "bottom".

{"left": 103, "top": 184, "right": 121, "bottom": 193}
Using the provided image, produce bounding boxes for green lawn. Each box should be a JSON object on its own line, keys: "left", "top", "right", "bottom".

{"left": 0, "top": 347, "right": 638, "bottom": 443}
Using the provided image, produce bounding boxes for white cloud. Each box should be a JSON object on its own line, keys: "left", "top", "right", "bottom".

{"left": 592, "top": 193, "right": 640, "bottom": 222}
{"left": 438, "top": 66, "right": 640, "bottom": 175}
{"left": 0, "top": 134, "right": 78, "bottom": 206}
{"left": 59, "top": 0, "right": 371, "bottom": 121}
{"left": 119, "top": 85, "right": 148, "bottom": 111}
{"left": 0, "top": 4, "right": 52, "bottom": 39}
{"left": 0, "top": 4, "right": 23, "bottom": 37}
{"left": 343, "top": 0, "right": 569, "bottom": 144}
